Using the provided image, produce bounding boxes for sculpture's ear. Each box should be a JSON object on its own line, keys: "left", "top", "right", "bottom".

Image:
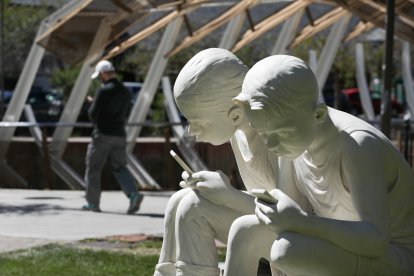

{"left": 228, "top": 106, "right": 244, "bottom": 126}
{"left": 314, "top": 104, "right": 328, "bottom": 124}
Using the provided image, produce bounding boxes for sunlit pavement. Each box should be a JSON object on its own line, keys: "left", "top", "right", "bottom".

{"left": 0, "top": 189, "right": 172, "bottom": 253}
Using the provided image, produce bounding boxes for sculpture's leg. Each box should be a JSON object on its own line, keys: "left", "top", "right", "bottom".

{"left": 155, "top": 188, "right": 192, "bottom": 276}
{"left": 273, "top": 232, "right": 414, "bottom": 275}
{"left": 270, "top": 232, "right": 358, "bottom": 276}
{"left": 175, "top": 190, "right": 243, "bottom": 276}
{"left": 224, "top": 215, "right": 277, "bottom": 276}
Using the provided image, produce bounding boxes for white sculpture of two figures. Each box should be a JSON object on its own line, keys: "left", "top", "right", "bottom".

{"left": 154, "top": 48, "right": 414, "bottom": 276}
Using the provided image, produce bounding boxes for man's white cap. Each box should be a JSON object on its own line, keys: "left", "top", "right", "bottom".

{"left": 91, "top": 60, "right": 115, "bottom": 79}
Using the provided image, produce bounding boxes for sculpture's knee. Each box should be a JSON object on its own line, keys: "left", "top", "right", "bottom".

{"left": 176, "top": 191, "right": 201, "bottom": 221}
{"left": 228, "top": 215, "right": 263, "bottom": 250}
{"left": 270, "top": 232, "right": 301, "bottom": 271}
{"left": 167, "top": 188, "right": 191, "bottom": 212}
{"left": 163, "top": 188, "right": 192, "bottom": 226}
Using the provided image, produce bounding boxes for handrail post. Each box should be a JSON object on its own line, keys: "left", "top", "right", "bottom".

{"left": 41, "top": 127, "right": 53, "bottom": 189}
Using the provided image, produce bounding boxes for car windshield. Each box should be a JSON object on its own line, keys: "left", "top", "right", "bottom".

{"left": 27, "top": 91, "right": 62, "bottom": 104}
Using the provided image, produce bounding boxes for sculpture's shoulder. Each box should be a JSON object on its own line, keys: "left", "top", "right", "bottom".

{"left": 329, "top": 108, "right": 405, "bottom": 178}
{"left": 329, "top": 108, "right": 387, "bottom": 142}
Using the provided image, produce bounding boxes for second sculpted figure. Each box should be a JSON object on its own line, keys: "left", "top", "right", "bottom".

{"left": 224, "top": 55, "right": 414, "bottom": 275}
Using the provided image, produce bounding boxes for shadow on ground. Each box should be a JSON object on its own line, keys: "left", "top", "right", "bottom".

{"left": 0, "top": 203, "right": 65, "bottom": 215}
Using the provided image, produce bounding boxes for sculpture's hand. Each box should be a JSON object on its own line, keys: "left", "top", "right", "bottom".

{"left": 184, "top": 170, "right": 236, "bottom": 205}
{"left": 179, "top": 171, "right": 199, "bottom": 189}
{"left": 255, "top": 189, "right": 307, "bottom": 234}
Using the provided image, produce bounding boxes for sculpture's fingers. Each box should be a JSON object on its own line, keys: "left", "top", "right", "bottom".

{"left": 255, "top": 206, "right": 272, "bottom": 225}
{"left": 179, "top": 181, "right": 189, "bottom": 189}
{"left": 191, "top": 171, "right": 207, "bottom": 180}
{"left": 255, "top": 198, "right": 276, "bottom": 216}
{"left": 181, "top": 171, "right": 190, "bottom": 181}
{"left": 180, "top": 177, "right": 199, "bottom": 189}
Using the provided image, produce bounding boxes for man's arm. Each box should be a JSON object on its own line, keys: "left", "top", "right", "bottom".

{"left": 125, "top": 89, "right": 133, "bottom": 119}
{"left": 88, "top": 89, "right": 103, "bottom": 122}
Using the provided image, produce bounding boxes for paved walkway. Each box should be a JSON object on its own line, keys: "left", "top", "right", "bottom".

{"left": 0, "top": 189, "right": 172, "bottom": 253}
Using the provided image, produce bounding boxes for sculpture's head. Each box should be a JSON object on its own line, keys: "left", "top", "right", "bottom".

{"left": 174, "top": 48, "right": 248, "bottom": 145}
{"left": 234, "top": 55, "right": 327, "bottom": 159}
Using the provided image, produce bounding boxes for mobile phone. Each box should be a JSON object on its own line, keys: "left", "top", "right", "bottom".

{"left": 170, "top": 150, "right": 194, "bottom": 175}
{"left": 250, "top": 189, "right": 278, "bottom": 204}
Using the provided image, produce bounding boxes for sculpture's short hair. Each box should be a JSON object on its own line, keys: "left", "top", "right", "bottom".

{"left": 174, "top": 48, "right": 248, "bottom": 113}
{"left": 234, "top": 55, "right": 319, "bottom": 118}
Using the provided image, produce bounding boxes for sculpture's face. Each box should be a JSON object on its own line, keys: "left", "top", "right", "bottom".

{"left": 246, "top": 107, "right": 316, "bottom": 159}
{"left": 179, "top": 102, "right": 236, "bottom": 146}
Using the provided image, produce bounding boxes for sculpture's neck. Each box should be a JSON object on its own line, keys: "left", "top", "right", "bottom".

{"left": 306, "top": 114, "right": 340, "bottom": 167}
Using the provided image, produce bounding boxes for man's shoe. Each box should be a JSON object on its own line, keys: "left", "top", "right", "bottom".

{"left": 82, "top": 204, "right": 101, "bottom": 212}
{"left": 127, "top": 193, "right": 144, "bottom": 214}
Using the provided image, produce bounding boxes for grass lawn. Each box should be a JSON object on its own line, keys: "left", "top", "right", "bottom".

{"left": 0, "top": 238, "right": 226, "bottom": 276}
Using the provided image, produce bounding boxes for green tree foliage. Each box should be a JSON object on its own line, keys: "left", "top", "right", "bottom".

{"left": 50, "top": 65, "right": 99, "bottom": 101}
{"left": 3, "top": 0, "right": 51, "bottom": 82}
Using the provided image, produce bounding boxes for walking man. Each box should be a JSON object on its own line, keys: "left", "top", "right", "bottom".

{"left": 82, "top": 60, "right": 143, "bottom": 214}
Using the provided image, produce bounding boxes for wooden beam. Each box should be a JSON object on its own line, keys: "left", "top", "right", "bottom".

{"left": 231, "top": 0, "right": 309, "bottom": 53}
{"left": 330, "top": 0, "right": 414, "bottom": 44}
{"left": 289, "top": 7, "right": 349, "bottom": 48}
{"left": 96, "top": 1, "right": 150, "bottom": 53}
{"left": 359, "top": 0, "right": 414, "bottom": 26}
{"left": 399, "top": 15, "right": 414, "bottom": 28}
{"left": 183, "top": 14, "right": 193, "bottom": 36}
{"left": 305, "top": 6, "right": 314, "bottom": 26}
{"left": 245, "top": 9, "right": 255, "bottom": 31}
{"left": 359, "top": 0, "right": 414, "bottom": 36}
{"left": 310, "top": 0, "right": 337, "bottom": 5}
{"left": 102, "top": 10, "right": 183, "bottom": 60}
{"left": 35, "top": 0, "right": 94, "bottom": 44}
{"left": 101, "top": 1, "right": 208, "bottom": 60}
{"left": 101, "top": 1, "right": 211, "bottom": 61}
{"left": 165, "top": 0, "right": 259, "bottom": 58}
{"left": 106, "top": 12, "right": 149, "bottom": 46}
{"left": 153, "top": 1, "right": 184, "bottom": 9}
{"left": 111, "top": 0, "right": 134, "bottom": 13}
{"left": 395, "top": 1, "right": 414, "bottom": 26}
{"left": 359, "top": 0, "right": 386, "bottom": 13}
{"left": 343, "top": 20, "right": 374, "bottom": 42}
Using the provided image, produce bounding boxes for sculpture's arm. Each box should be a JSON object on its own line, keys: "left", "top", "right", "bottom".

{"left": 334, "top": 131, "right": 390, "bottom": 256}
{"left": 182, "top": 170, "right": 256, "bottom": 214}
{"left": 255, "top": 132, "right": 391, "bottom": 257}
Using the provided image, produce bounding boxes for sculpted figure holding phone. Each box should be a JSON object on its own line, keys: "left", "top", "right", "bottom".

{"left": 154, "top": 49, "right": 307, "bottom": 276}
{"left": 224, "top": 55, "right": 414, "bottom": 276}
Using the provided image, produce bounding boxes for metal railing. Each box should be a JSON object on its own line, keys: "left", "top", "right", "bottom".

{"left": 1, "top": 118, "right": 413, "bottom": 190}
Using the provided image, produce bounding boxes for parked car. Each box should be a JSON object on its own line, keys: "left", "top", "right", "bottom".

{"left": 123, "top": 81, "right": 143, "bottom": 103}
{"left": 0, "top": 87, "right": 64, "bottom": 122}
{"left": 26, "top": 88, "right": 64, "bottom": 122}
{"left": 341, "top": 88, "right": 404, "bottom": 117}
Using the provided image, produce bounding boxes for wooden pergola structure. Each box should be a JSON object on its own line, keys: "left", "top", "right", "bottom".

{"left": 1, "top": 0, "right": 413, "bottom": 189}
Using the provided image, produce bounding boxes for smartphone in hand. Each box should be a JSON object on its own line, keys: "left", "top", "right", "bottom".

{"left": 250, "top": 189, "right": 278, "bottom": 204}
{"left": 170, "top": 150, "right": 194, "bottom": 174}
